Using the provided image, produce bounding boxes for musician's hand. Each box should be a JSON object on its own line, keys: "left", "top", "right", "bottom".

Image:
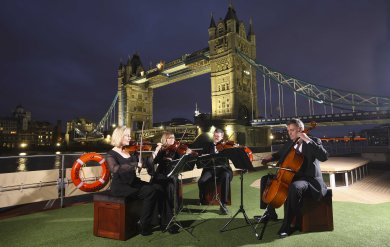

{"left": 185, "top": 148, "right": 192, "bottom": 154}
{"left": 155, "top": 143, "right": 162, "bottom": 152}
{"left": 137, "top": 162, "right": 143, "bottom": 173}
{"left": 297, "top": 132, "right": 310, "bottom": 143}
{"left": 164, "top": 157, "right": 173, "bottom": 161}
{"left": 233, "top": 143, "right": 239, "bottom": 147}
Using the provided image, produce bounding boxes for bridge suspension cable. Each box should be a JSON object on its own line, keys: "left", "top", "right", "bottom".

{"left": 97, "top": 93, "right": 118, "bottom": 132}
{"left": 237, "top": 49, "right": 390, "bottom": 112}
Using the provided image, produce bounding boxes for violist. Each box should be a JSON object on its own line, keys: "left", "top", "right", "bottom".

{"left": 151, "top": 131, "right": 192, "bottom": 234}
{"left": 260, "top": 118, "right": 328, "bottom": 238}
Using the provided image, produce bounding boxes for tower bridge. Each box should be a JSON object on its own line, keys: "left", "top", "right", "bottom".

{"left": 89, "top": 4, "right": 390, "bottom": 147}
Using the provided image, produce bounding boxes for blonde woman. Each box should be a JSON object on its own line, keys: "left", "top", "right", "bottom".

{"left": 106, "top": 126, "right": 158, "bottom": 236}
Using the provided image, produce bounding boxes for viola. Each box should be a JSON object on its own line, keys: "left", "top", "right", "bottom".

{"left": 215, "top": 140, "right": 254, "bottom": 162}
{"left": 122, "top": 141, "right": 152, "bottom": 154}
{"left": 262, "top": 121, "right": 317, "bottom": 208}
{"left": 166, "top": 141, "right": 198, "bottom": 156}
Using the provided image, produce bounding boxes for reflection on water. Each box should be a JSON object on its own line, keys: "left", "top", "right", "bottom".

{"left": 0, "top": 153, "right": 105, "bottom": 174}
{"left": 54, "top": 155, "right": 61, "bottom": 169}
{"left": 17, "top": 157, "right": 28, "bottom": 172}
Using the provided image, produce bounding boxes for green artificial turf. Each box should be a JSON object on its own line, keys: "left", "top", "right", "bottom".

{"left": 1, "top": 169, "right": 389, "bottom": 247}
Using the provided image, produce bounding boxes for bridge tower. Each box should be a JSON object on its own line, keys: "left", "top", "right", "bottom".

{"left": 208, "top": 5, "right": 258, "bottom": 122}
{"left": 207, "top": 5, "right": 266, "bottom": 146}
{"left": 117, "top": 54, "right": 153, "bottom": 131}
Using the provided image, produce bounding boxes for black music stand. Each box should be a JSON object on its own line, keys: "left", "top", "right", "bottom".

{"left": 196, "top": 153, "right": 229, "bottom": 209}
{"left": 218, "top": 148, "right": 260, "bottom": 240}
{"left": 165, "top": 154, "right": 197, "bottom": 237}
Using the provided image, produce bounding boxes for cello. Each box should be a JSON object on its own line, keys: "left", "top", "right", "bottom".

{"left": 262, "top": 121, "right": 317, "bottom": 208}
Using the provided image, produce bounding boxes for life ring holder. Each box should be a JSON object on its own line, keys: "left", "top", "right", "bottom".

{"left": 71, "top": 152, "right": 110, "bottom": 192}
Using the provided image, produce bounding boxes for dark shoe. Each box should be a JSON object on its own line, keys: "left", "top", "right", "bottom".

{"left": 277, "top": 224, "right": 291, "bottom": 238}
{"left": 137, "top": 220, "right": 152, "bottom": 236}
{"left": 220, "top": 204, "right": 229, "bottom": 215}
{"left": 279, "top": 232, "right": 288, "bottom": 238}
{"left": 289, "top": 225, "right": 301, "bottom": 233}
{"left": 167, "top": 224, "right": 180, "bottom": 234}
{"left": 254, "top": 211, "right": 278, "bottom": 223}
{"left": 199, "top": 198, "right": 206, "bottom": 206}
{"left": 160, "top": 224, "right": 168, "bottom": 232}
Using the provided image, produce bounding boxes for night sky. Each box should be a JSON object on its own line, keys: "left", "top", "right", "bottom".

{"left": 1, "top": 0, "right": 389, "bottom": 136}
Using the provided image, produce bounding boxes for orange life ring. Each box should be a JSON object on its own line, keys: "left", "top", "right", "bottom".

{"left": 71, "top": 152, "right": 110, "bottom": 192}
{"left": 244, "top": 146, "right": 254, "bottom": 162}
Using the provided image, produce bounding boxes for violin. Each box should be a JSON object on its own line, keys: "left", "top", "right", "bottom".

{"left": 215, "top": 140, "right": 254, "bottom": 162}
{"left": 262, "top": 121, "right": 317, "bottom": 208}
{"left": 166, "top": 141, "right": 198, "bottom": 156}
{"left": 122, "top": 141, "right": 152, "bottom": 154}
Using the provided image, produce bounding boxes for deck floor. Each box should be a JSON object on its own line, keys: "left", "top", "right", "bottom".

{"left": 331, "top": 167, "right": 390, "bottom": 204}
{"left": 251, "top": 164, "right": 390, "bottom": 204}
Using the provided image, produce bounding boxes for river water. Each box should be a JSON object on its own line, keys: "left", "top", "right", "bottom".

{"left": 0, "top": 141, "right": 368, "bottom": 174}
{"left": 0, "top": 153, "right": 100, "bottom": 174}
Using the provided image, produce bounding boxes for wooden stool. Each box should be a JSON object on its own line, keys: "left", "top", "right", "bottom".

{"left": 202, "top": 179, "right": 231, "bottom": 205}
{"left": 93, "top": 192, "right": 142, "bottom": 240}
{"left": 301, "top": 189, "right": 334, "bottom": 232}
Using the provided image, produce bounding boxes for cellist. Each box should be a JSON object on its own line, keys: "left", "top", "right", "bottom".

{"left": 260, "top": 118, "right": 328, "bottom": 238}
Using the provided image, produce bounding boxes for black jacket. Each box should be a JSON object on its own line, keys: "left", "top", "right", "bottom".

{"left": 200, "top": 142, "right": 233, "bottom": 178}
{"left": 271, "top": 137, "right": 328, "bottom": 200}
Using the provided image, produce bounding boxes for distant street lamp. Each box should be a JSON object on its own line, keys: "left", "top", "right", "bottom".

{"left": 20, "top": 143, "right": 28, "bottom": 148}
{"left": 270, "top": 134, "right": 274, "bottom": 153}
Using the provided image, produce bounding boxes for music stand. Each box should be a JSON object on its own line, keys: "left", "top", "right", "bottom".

{"left": 218, "top": 148, "right": 260, "bottom": 240}
{"left": 165, "top": 154, "right": 197, "bottom": 237}
{"left": 196, "top": 153, "right": 229, "bottom": 210}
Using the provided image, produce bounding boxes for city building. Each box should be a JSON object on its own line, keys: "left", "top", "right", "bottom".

{"left": 0, "top": 105, "right": 57, "bottom": 150}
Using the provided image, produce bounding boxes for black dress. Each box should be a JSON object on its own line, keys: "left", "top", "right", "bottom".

{"left": 151, "top": 148, "right": 181, "bottom": 227}
{"left": 106, "top": 149, "right": 159, "bottom": 227}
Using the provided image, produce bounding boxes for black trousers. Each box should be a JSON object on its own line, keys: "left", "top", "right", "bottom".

{"left": 129, "top": 181, "right": 160, "bottom": 227}
{"left": 152, "top": 176, "right": 180, "bottom": 226}
{"left": 260, "top": 174, "right": 318, "bottom": 231}
{"left": 198, "top": 168, "right": 231, "bottom": 205}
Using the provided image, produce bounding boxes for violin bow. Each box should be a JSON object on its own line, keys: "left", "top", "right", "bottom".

{"left": 179, "top": 128, "right": 187, "bottom": 142}
{"left": 138, "top": 121, "right": 145, "bottom": 173}
{"left": 171, "top": 128, "right": 187, "bottom": 155}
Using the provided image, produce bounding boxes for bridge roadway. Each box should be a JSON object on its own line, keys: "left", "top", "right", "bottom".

{"left": 251, "top": 110, "right": 390, "bottom": 127}
{"left": 130, "top": 47, "right": 210, "bottom": 88}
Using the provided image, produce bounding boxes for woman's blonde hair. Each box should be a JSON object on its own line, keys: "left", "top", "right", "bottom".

{"left": 111, "top": 126, "right": 130, "bottom": 147}
{"left": 161, "top": 131, "right": 175, "bottom": 147}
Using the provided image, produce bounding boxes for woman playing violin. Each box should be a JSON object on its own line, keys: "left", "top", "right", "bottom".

{"left": 259, "top": 118, "right": 328, "bottom": 238}
{"left": 105, "top": 126, "right": 161, "bottom": 236}
{"left": 151, "top": 131, "right": 192, "bottom": 234}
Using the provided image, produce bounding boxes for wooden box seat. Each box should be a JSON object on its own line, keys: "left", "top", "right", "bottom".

{"left": 201, "top": 179, "right": 231, "bottom": 205}
{"left": 301, "top": 188, "right": 334, "bottom": 232}
{"left": 93, "top": 192, "right": 142, "bottom": 240}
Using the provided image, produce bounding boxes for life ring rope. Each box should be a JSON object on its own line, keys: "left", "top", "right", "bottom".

{"left": 71, "top": 152, "right": 110, "bottom": 192}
